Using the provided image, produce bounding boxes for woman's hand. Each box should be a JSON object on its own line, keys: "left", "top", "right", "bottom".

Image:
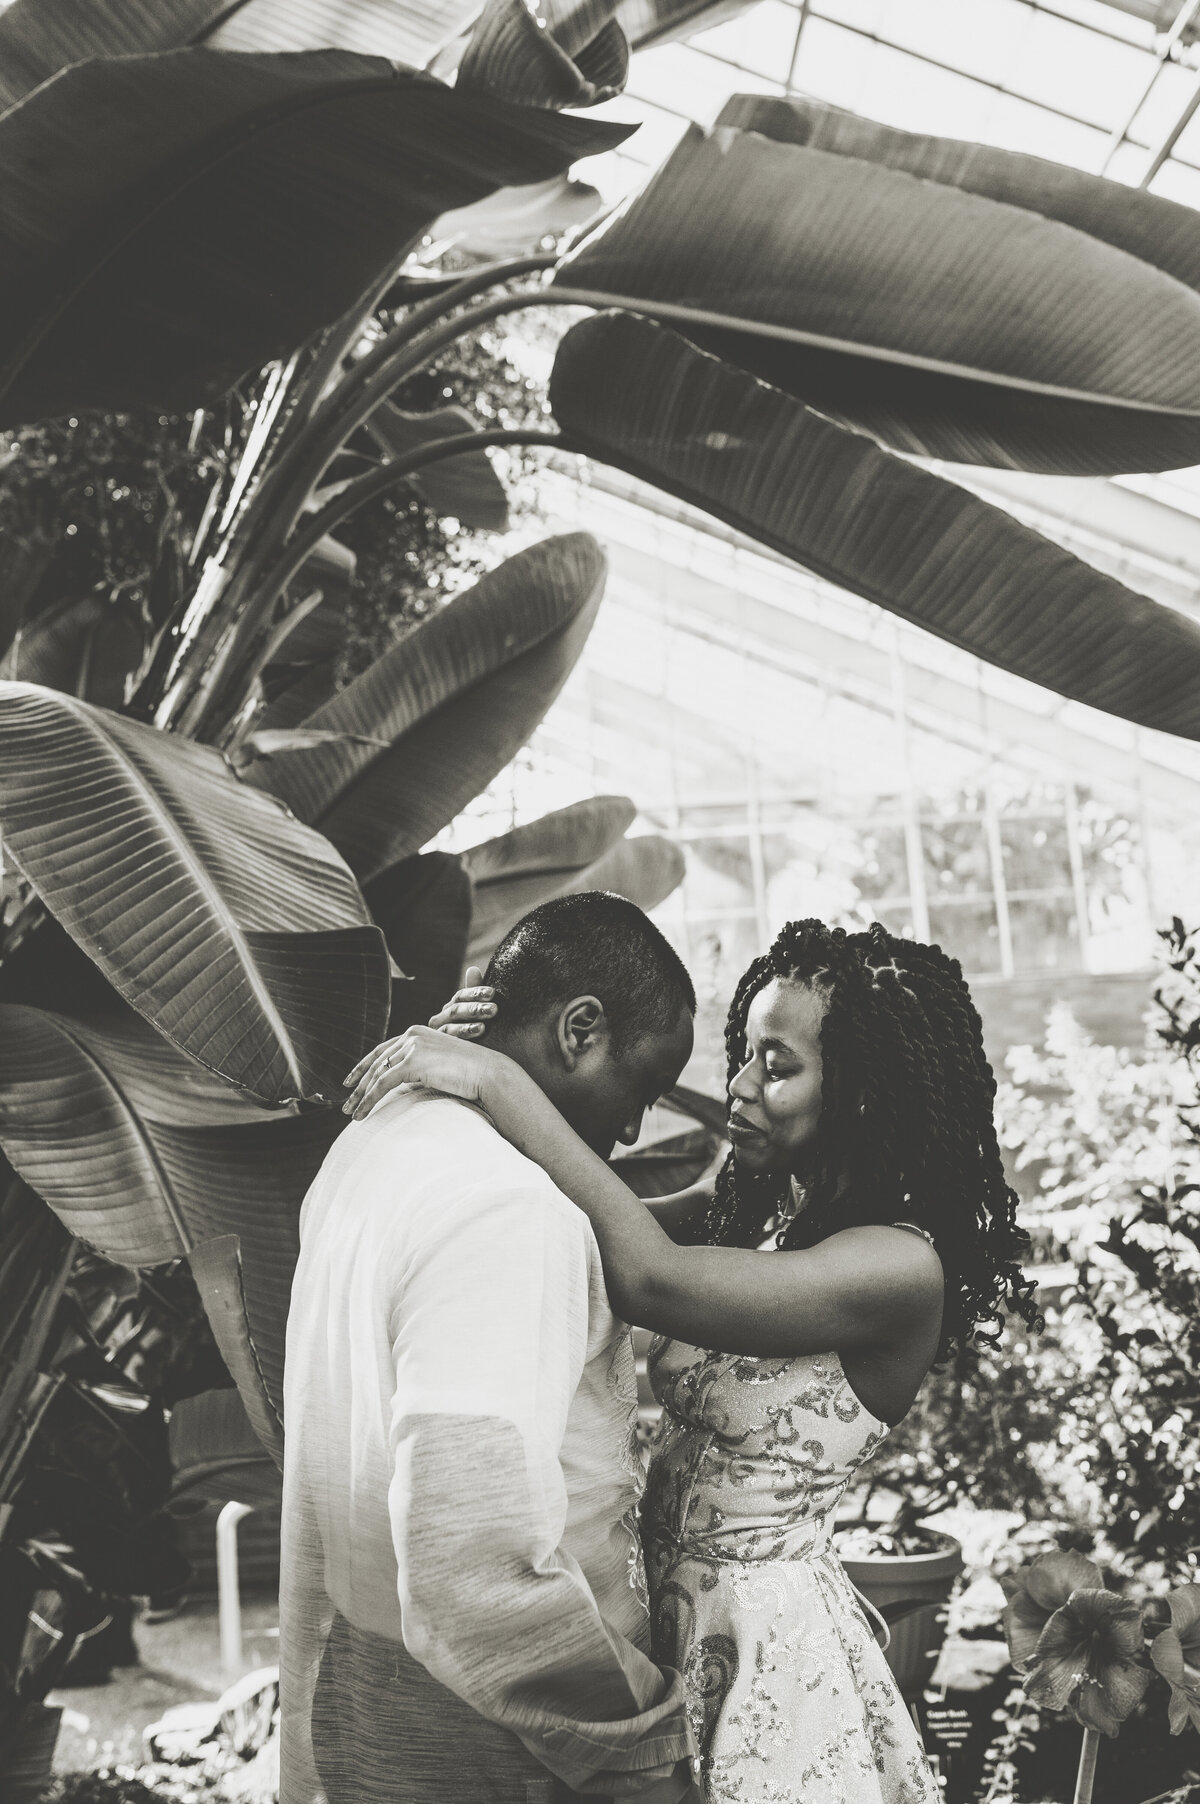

{"left": 342, "top": 1024, "right": 501, "bottom": 1120}
{"left": 427, "top": 966, "right": 498, "bottom": 1039}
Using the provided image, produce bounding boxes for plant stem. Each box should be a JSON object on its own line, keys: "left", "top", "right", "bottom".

{"left": 1073, "top": 1726, "right": 1100, "bottom": 1804}
{"left": 193, "top": 427, "right": 581, "bottom": 739}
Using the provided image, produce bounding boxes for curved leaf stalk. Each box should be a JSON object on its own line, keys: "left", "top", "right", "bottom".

{"left": 198, "top": 427, "right": 579, "bottom": 740}
{"left": 140, "top": 261, "right": 567, "bottom": 737}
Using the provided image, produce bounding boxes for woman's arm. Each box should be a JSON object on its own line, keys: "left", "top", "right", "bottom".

{"left": 346, "top": 1029, "right": 942, "bottom": 1361}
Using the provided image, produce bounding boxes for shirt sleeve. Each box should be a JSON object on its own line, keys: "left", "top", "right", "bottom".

{"left": 386, "top": 1182, "right": 696, "bottom": 1796}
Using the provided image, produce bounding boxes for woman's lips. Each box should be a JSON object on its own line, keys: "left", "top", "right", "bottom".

{"left": 726, "top": 1116, "right": 764, "bottom": 1143}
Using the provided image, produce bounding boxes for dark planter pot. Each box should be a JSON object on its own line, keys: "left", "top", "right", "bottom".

{"left": 838, "top": 1528, "right": 964, "bottom": 1699}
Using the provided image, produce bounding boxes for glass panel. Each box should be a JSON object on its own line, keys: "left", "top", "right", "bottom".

{"left": 683, "top": 837, "right": 756, "bottom": 912}
{"left": 682, "top": 914, "right": 764, "bottom": 1096}
{"left": 922, "top": 816, "right": 992, "bottom": 898}
{"left": 999, "top": 816, "right": 1072, "bottom": 893}
{"left": 927, "top": 900, "right": 1003, "bottom": 974}
{"left": 870, "top": 903, "right": 916, "bottom": 941}
{"left": 850, "top": 825, "right": 910, "bottom": 903}
{"left": 678, "top": 803, "right": 753, "bottom": 829}
{"left": 1008, "top": 894, "right": 1082, "bottom": 973}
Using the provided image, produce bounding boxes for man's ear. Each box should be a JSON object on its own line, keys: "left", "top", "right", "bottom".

{"left": 555, "top": 995, "right": 609, "bottom": 1071}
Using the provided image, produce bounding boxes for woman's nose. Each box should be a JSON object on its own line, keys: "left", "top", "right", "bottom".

{"left": 728, "top": 1058, "right": 758, "bottom": 1103}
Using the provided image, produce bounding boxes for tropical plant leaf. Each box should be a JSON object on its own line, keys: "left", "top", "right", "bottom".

{"left": 366, "top": 403, "right": 510, "bottom": 531}
{"left": 463, "top": 795, "right": 636, "bottom": 888}
{"left": 468, "top": 831, "right": 683, "bottom": 962}
{"left": 423, "top": 175, "right": 603, "bottom": 263}
{"left": 168, "top": 1386, "right": 282, "bottom": 1507}
{"left": 459, "top": 0, "right": 628, "bottom": 109}
{"left": 295, "top": 532, "right": 356, "bottom": 609}
{"left": 0, "top": 684, "right": 390, "bottom": 1102}
{"left": 0, "top": 50, "right": 631, "bottom": 425}
{"left": 556, "top": 120, "right": 1200, "bottom": 476}
{"left": 0, "top": 1000, "right": 339, "bottom": 1413}
{"left": 245, "top": 533, "right": 608, "bottom": 879}
{"left": 548, "top": 312, "right": 1200, "bottom": 741}
{"left": 719, "top": 93, "right": 1200, "bottom": 295}
{"left": 188, "top": 1235, "right": 285, "bottom": 1458}
{"left": 204, "top": 0, "right": 485, "bottom": 64}
{"left": 0, "top": 595, "right": 143, "bottom": 708}
{"left": 363, "top": 851, "right": 472, "bottom": 1030}
{"left": 617, "top": 0, "right": 756, "bottom": 47}
{"left": 257, "top": 661, "right": 340, "bottom": 728}
{"left": 0, "top": 0, "right": 233, "bottom": 109}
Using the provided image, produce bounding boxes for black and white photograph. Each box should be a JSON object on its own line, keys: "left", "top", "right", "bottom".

{"left": 0, "top": 3, "right": 1198, "bottom": 1803}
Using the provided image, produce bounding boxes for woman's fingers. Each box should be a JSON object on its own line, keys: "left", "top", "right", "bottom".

{"left": 343, "top": 1036, "right": 407, "bottom": 1088}
{"left": 428, "top": 984, "right": 498, "bottom": 1031}
{"left": 343, "top": 1039, "right": 412, "bottom": 1117}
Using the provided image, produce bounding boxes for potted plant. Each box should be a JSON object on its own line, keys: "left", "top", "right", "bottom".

{"left": 835, "top": 1516, "right": 965, "bottom": 1700}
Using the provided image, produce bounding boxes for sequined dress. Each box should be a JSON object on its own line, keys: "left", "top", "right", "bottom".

{"left": 643, "top": 1336, "right": 940, "bottom": 1803}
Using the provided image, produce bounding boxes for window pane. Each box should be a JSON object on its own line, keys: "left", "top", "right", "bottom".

{"left": 684, "top": 836, "right": 756, "bottom": 912}
{"left": 927, "top": 900, "right": 1003, "bottom": 974}
{"left": 683, "top": 914, "right": 764, "bottom": 1095}
{"left": 1009, "top": 895, "right": 1082, "bottom": 973}
{"left": 999, "top": 816, "right": 1072, "bottom": 892}
{"left": 851, "top": 825, "right": 910, "bottom": 902}
{"left": 922, "top": 816, "right": 992, "bottom": 898}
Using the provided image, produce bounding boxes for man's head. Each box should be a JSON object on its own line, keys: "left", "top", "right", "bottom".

{"left": 482, "top": 891, "right": 696, "bottom": 1156}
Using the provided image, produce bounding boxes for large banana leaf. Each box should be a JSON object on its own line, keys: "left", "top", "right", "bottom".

{"left": 0, "top": 684, "right": 390, "bottom": 1102}
{"left": 246, "top": 533, "right": 608, "bottom": 879}
{"left": 467, "top": 827, "right": 684, "bottom": 963}
{"left": 362, "top": 851, "right": 472, "bottom": 1029}
{"left": 548, "top": 313, "right": 1200, "bottom": 741}
{"left": 0, "top": 50, "right": 630, "bottom": 425}
{"left": 617, "top": 0, "right": 757, "bottom": 48}
{"left": 168, "top": 1386, "right": 281, "bottom": 1507}
{"left": 188, "top": 1235, "right": 285, "bottom": 1460}
{"left": 423, "top": 175, "right": 603, "bottom": 262}
{"left": 458, "top": 0, "right": 629, "bottom": 109}
{"left": 0, "top": 0, "right": 233, "bottom": 108}
{"left": 0, "top": 1000, "right": 339, "bottom": 1407}
{"left": 463, "top": 793, "right": 636, "bottom": 958}
{"left": 365, "top": 403, "right": 510, "bottom": 531}
{"left": 717, "top": 94, "right": 1200, "bottom": 295}
{"left": 0, "top": 0, "right": 544, "bottom": 106}
{"left": 555, "top": 120, "right": 1200, "bottom": 477}
{"left": 0, "top": 595, "right": 143, "bottom": 708}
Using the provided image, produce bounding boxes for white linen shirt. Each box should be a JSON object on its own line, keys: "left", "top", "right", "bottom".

{"left": 279, "top": 1089, "right": 695, "bottom": 1804}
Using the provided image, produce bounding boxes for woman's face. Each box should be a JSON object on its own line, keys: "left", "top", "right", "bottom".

{"left": 726, "top": 977, "right": 826, "bottom": 1177}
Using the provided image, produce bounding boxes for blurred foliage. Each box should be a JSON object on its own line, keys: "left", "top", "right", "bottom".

{"left": 0, "top": 313, "right": 547, "bottom": 694}
{"left": 853, "top": 921, "right": 1200, "bottom": 1590}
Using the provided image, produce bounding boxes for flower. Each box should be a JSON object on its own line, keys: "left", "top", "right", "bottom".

{"left": 1001, "top": 1549, "right": 1106, "bottom": 1669}
{"left": 1149, "top": 1583, "right": 1200, "bottom": 1736}
{"left": 1023, "top": 1588, "right": 1151, "bottom": 1738}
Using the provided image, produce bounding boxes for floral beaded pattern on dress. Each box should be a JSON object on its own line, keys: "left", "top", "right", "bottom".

{"left": 642, "top": 1337, "right": 939, "bottom": 1804}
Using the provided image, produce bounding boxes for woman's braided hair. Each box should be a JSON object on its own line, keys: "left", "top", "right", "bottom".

{"left": 705, "top": 919, "right": 1041, "bottom": 1361}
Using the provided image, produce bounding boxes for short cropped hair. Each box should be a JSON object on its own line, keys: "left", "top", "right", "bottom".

{"left": 484, "top": 891, "right": 695, "bottom": 1052}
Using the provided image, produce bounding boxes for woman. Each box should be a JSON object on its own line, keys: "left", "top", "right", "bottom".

{"left": 344, "top": 919, "right": 1041, "bottom": 1804}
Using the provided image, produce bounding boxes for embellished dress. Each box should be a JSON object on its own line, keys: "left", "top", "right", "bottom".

{"left": 643, "top": 1335, "right": 940, "bottom": 1804}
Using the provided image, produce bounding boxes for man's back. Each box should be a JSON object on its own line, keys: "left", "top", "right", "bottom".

{"left": 279, "top": 1090, "right": 688, "bottom": 1804}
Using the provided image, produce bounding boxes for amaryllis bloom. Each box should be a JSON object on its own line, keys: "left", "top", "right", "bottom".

{"left": 1150, "top": 1583, "right": 1200, "bottom": 1736}
{"left": 1001, "top": 1549, "right": 1106, "bottom": 1669}
{"left": 1023, "top": 1588, "right": 1151, "bottom": 1738}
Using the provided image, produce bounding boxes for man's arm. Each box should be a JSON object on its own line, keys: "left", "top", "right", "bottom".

{"left": 387, "top": 1183, "right": 697, "bottom": 1798}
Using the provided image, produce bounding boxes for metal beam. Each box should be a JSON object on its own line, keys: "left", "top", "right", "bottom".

{"left": 1101, "top": 0, "right": 1200, "bottom": 172}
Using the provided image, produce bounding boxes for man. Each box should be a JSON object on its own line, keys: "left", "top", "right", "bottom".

{"left": 280, "top": 892, "right": 702, "bottom": 1804}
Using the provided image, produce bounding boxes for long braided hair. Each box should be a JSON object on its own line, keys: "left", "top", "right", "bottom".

{"left": 705, "top": 919, "right": 1041, "bottom": 1361}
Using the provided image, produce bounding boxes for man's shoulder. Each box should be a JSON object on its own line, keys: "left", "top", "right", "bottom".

{"left": 349, "top": 1089, "right": 584, "bottom": 1226}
